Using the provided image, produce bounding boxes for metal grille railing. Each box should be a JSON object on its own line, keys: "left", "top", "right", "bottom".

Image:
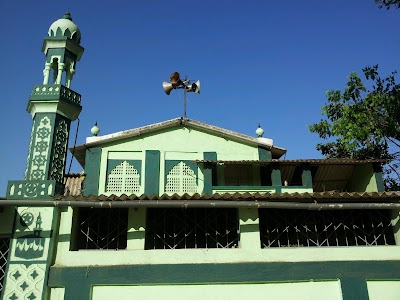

{"left": 77, "top": 208, "right": 128, "bottom": 250}
{"left": 259, "top": 209, "right": 396, "bottom": 248}
{"left": 0, "top": 237, "right": 10, "bottom": 296}
{"left": 145, "top": 208, "right": 239, "bottom": 249}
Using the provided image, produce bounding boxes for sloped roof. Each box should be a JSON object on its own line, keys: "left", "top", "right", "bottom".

{"left": 196, "top": 159, "right": 388, "bottom": 165}
{"left": 57, "top": 191, "right": 400, "bottom": 202}
{"left": 71, "top": 118, "right": 287, "bottom": 167}
{"left": 63, "top": 173, "right": 85, "bottom": 196}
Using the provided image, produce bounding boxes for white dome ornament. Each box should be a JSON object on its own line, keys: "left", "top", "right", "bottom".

{"left": 48, "top": 12, "right": 81, "bottom": 44}
{"left": 256, "top": 123, "right": 264, "bottom": 137}
{"left": 91, "top": 122, "right": 100, "bottom": 136}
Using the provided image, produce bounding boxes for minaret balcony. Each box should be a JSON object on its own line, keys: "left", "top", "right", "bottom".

{"left": 30, "top": 84, "right": 81, "bottom": 106}
{"left": 27, "top": 84, "right": 82, "bottom": 120}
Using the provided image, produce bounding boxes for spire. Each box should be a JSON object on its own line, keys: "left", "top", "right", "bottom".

{"left": 63, "top": 11, "right": 72, "bottom": 20}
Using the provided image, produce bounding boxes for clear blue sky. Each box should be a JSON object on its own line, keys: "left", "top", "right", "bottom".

{"left": 0, "top": 0, "right": 399, "bottom": 196}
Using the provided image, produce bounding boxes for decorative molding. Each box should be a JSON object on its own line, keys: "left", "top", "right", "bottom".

{"left": 24, "top": 126, "right": 35, "bottom": 180}
{"left": 165, "top": 161, "right": 198, "bottom": 194}
{"left": 30, "top": 84, "right": 81, "bottom": 106}
{"left": 49, "top": 119, "right": 69, "bottom": 183}
{"left": 7, "top": 180, "right": 64, "bottom": 199}
{"left": 29, "top": 117, "right": 52, "bottom": 181}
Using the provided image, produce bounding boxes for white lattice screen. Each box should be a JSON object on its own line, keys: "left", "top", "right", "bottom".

{"left": 106, "top": 161, "right": 141, "bottom": 194}
{"left": 165, "top": 161, "right": 197, "bottom": 194}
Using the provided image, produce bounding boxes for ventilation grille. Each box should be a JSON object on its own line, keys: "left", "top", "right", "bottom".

{"left": 106, "top": 161, "right": 141, "bottom": 194}
{"left": 165, "top": 161, "right": 197, "bottom": 194}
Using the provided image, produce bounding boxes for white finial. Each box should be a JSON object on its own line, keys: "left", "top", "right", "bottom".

{"left": 91, "top": 122, "right": 100, "bottom": 136}
{"left": 256, "top": 123, "right": 264, "bottom": 137}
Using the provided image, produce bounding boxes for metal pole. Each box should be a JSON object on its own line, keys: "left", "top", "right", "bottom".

{"left": 183, "top": 81, "right": 187, "bottom": 119}
{"left": 0, "top": 200, "right": 400, "bottom": 210}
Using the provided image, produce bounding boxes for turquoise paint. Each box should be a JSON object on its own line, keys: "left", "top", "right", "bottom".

{"left": 372, "top": 163, "right": 385, "bottom": 192}
{"left": 213, "top": 186, "right": 275, "bottom": 191}
{"left": 341, "top": 278, "right": 369, "bottom": 300}
{"left": 203, "top": 152, "right": 217, "bottom": 195}
{"left": 258, "top": 147, "right": 272, "bottom": 160}
{"left": 29, "top": 85, "right": 82, "bottom": 111}
{"left": 83, "top": 148, "right": 101, "bottom": 196}
{"left": 301, "top": 164, "right": 313, "bottom": 189}
{"left": 49, "top": 114, "right": 71, "bottom": 182}
{"left": 144, "top": 150, "right": 160, "bottom": 195}
{"left": 45, "top": 48, "right": 66, "bottom": 63}
{"left": 48, "top": 261, "right": 400, "bottom": 300}
{"left": 258, "top": 147, "right": 272, "bottom": 186}
{"left": 271, "top": 163, "right": 281, "bottom": 189}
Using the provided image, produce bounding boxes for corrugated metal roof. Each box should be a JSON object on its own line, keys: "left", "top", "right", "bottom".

{"left": 63, "top": 173, "right": 85, "bottom": 196}
{"left": 55, "top": 191, "right": 400, "bottom": 203}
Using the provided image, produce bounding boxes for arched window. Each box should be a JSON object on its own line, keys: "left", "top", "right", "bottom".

{"left": 165, "top": 161, "right": 197, "bottom": 194}
{"left": 106, "top": 160, "right": 141, "bottom": 194}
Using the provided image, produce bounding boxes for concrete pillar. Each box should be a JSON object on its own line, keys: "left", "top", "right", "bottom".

{"left": 127, "top": 208, "right": 146, "bottom": 250}
{"left": 56, "top": 63, "right": 65, "bottom": 84}
{"left": 43, "top": 63, "right": 51, "bottom": 84}
{"left": 239, "top": 207, "right": 260, "bottom": 249}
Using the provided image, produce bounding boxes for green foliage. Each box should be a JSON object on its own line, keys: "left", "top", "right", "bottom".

{"left": 375, "top": 0, "right": 400, "bottom": 9}
{"left": 309, "top": 65, "right": 400, "bottom": 190}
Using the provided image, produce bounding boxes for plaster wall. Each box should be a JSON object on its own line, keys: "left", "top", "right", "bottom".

{"left": 367, "top": 281, "right": 400, "bottom": 300}
{"left": 54, "top": 207, "right": 400, "bottom": 268}
{"left": 97, "top": 127, "right": 261, "bottom": 195}
{"left": 345, "top": 164, "right": 380, "bottom": 192}
{"left": 49, "top": 287, "right": 65, "bottom": 300}
{"left": 92, "top": 281, "right": 343, "bottom": 300}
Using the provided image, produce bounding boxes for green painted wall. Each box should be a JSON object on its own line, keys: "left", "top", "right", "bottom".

{"left": 83, "top": 148, "right": 101, "bottom": 196}
{"left": 94, "top": 127, "right": 260, "bottom": 196}
{"left": 367, "top": 281, "right": 400, "bottom": 300}
{"left": 48, "top": 261, "right": 400, "bottom": 300}
{"left": 345, "top": 164, "right": 382, "bottom": 192}
{"left": 203, "top": 152, "right": 217, "bottom": 195}
{"left": 144, "top": 150, "right": 160, "bottom": 195}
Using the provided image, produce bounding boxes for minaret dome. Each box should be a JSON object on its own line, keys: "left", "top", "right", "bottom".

{"left": 48, "top": 12, "right": 81, "bottom": 44}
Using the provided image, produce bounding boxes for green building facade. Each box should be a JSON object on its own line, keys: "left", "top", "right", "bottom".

{"left": 1, "top": 13, "right": 400, "bottom": 300}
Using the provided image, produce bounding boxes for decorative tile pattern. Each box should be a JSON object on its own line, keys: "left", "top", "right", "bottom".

{"left": 3, "top": 264, "right": 45, "bottom": 300}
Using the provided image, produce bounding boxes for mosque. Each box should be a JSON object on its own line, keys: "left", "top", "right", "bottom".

{"left": 0, "top": 12, "right": 400, "bottom": 300}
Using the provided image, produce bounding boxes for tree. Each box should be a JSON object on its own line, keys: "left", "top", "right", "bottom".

{"left": 309, "top": 65, "right": 400, "bottom": 190}
{"left": 375, "top": 0, "right": 400, "bottom": 9}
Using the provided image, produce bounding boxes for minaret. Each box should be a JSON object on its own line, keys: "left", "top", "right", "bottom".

{"left": 8, "top": 12, "right": 84, "bottom": 198}
{"left": 3, "top": 13, "right": 84, "bottom": 300}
